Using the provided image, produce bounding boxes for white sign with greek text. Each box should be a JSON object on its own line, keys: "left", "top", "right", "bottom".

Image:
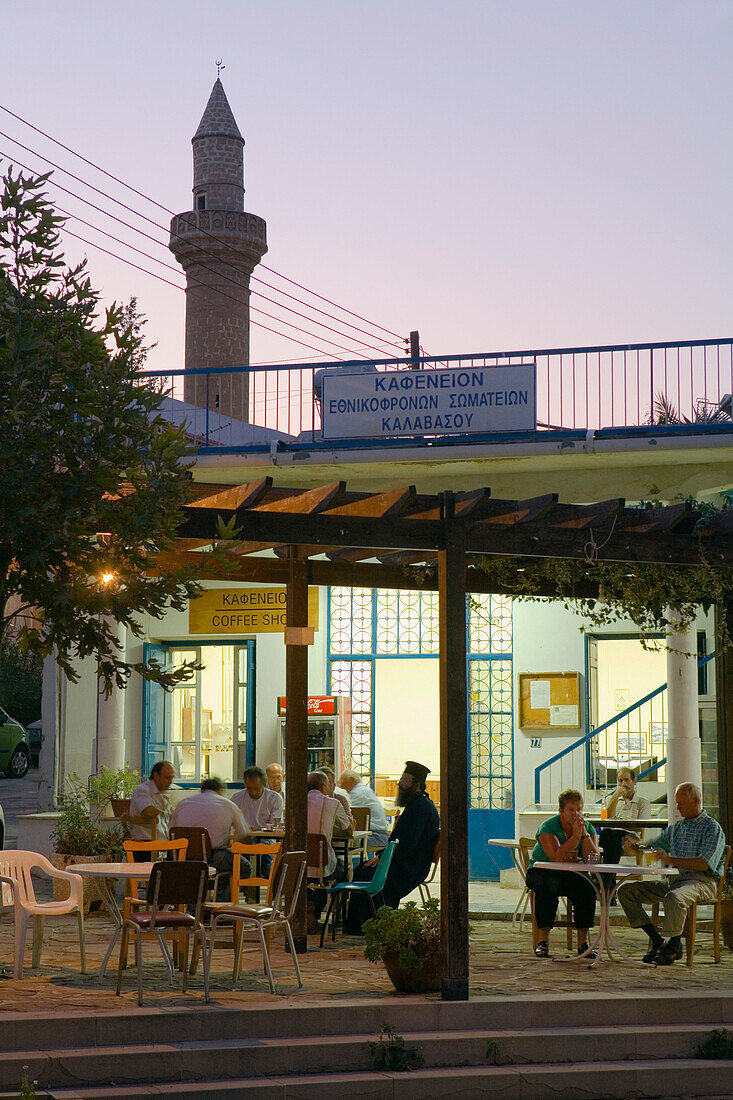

{"left": 320, "top": 364, "right": 536, "bottom": 440}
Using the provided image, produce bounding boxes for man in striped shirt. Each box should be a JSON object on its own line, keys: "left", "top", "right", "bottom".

{"left": 618, "top": 782, "right": 726, "bottom": 965}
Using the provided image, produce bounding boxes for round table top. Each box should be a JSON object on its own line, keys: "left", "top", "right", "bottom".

{"left": 535, "top": 860, "right": 677, "bottom": 876}
{"left": 487, "top": 838, "right": 522, "bottom": 849}
{"left": 70, "top": 862, "right": 155, "bottom": 877}
{"left": 587, "top": 818, "right": 667, "bottom": 830}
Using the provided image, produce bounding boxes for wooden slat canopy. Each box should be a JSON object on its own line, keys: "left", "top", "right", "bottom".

{"left": 175, "top": 482, "right": 733, "bottom": 569}
{"left": 163, "top": 479, "right": 733, "bottom": 1002}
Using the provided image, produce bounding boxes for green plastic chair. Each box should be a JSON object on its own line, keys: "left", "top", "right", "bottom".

{"left": 319, "top": 839, "right": 398, "bottom": 945}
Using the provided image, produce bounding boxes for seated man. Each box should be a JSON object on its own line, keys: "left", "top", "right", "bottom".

{"left": 169, "top": 777, "right": 252, "bottom": 901}
{"left": 265, "top": 761, "right": 284, "bottom": 796}
{"left": 618, "top": 781, "right": 726, "bottom": 965}
{"left": 232, "top": 765, "right": 284, "bottom": 874}
{"left": 599, "top": 766, "right": 652, "bottom": 864}
{"left": 344, "top": 760, "right": 440, "bottom": 934}
{"left": 339, "top": 767, "right": 390, "bottom": 850}
{"left": 318, "top": 765, "right": 350, "bottom": 814}
{"left": 128, "top": 761, "right": 176, "bottom": 848}
{"left": 307, "top": 771, "right": 352, "bottom": 874}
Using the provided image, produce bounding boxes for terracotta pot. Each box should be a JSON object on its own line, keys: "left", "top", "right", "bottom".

{"left": 383, "top": 947, "right": 441, "bottom": 993}
{"left": 721, "top": 899, "right": 733, "bottom": 951}
{"left": 50, "top": 853, "right": 110, "bottom": 915}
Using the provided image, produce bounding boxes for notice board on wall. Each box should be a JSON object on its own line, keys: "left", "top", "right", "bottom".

{"left": 518, "top": 671, "right": 581, "bottom": 729}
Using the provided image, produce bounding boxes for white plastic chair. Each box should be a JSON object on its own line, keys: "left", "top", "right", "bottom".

{"left": 0, "top": 851, "right": 86, "bottom": 978}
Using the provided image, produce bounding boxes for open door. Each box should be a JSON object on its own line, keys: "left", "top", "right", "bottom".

{"left": 141, "top": 643, "right": 169, "bottom": 777}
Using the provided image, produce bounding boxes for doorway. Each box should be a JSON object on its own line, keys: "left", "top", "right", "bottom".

{"left": 586, "top": 634, "right": 667, "bottom": 792}
{"left": 142, "top": 641, "right": 255, "bottom": 784}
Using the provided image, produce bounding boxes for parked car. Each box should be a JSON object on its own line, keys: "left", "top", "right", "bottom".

{"left": 26, "top": 720, "right": 43, "bottom": 769}
{"left": 0, "top": 706, "right": 30, "bottom": 778}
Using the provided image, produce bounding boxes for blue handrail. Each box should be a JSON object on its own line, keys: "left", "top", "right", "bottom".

{"left": 533, "top": 653, "right": 715, "bottom": 802}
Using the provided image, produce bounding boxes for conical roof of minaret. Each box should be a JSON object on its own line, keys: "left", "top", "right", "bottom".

{"left": 192, "top": 79, "right": 243, "bottom": 143}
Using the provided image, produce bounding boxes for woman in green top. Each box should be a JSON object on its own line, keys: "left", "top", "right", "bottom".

{"left": 525, "top": 788, "right": 600, "bottom": 958}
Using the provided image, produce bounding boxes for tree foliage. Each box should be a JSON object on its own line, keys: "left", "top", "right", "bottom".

{"left": 0, "top": 638, "right": 42, "bottom": 725}
{"left": 0, "top": 167, "right": 200, "bottom": 691}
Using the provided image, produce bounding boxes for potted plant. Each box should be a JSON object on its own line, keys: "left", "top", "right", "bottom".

{"left": 87, "top": 764, "right": 140, "bottom": 822}
{"left": 51, "top": 774, "right": 127, "bottom": 911}
{"left": 363, "top": 898, "right": 442, "bottom": 993}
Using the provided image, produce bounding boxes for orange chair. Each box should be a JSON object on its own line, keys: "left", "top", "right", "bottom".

{"left": 230, "top": 840, "right": 283, "bottom": 904}
{"left": 120, "top": 838, "right": 188, "bottom": 968}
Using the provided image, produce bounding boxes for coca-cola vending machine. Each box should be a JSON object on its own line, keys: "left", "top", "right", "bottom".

{"left": 277, "top": 695, "right": 352, "bottom": 775}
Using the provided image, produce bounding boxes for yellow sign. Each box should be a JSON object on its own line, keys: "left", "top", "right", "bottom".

{"left": 189, "top": 587, "right": 320, "bottom": 635}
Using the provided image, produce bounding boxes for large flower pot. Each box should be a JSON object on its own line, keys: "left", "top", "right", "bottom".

{"left": 721, "top": 899, "right": 733, "bottom": 952}
{"left": 50, "top": 853, "right": 109, "bottom": 914}
{"left": 383, "top": 948, "right": 442, "bottom": 993}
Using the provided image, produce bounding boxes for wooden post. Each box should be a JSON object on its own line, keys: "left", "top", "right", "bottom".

{"left": 714, "top": 604, "right": 733, "bottom": 843}
{"left": 438, "top": 492, "right": 469, "bottom": 1001}
{"left": 285, "top": 548, "right": 309, "bottom": 953}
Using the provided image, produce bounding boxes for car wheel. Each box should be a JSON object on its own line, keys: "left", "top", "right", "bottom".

{"left": 5, "top": 745, "right": 29, "bottom": 779}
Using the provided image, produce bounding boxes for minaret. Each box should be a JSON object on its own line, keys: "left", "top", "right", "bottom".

{"left": 169, "top": 79, "right": 267, "bottom": 421}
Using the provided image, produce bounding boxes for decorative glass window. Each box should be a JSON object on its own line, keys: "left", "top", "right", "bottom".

{"left": 328, "top": 587, "right": 513, "bottom": 805}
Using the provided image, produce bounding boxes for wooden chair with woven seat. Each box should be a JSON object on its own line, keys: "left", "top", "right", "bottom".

{"left": 651, "top": 844, "right": 732, "bottom": 965}
{"left": 115, "top": 859, "right": 211, "bottom": 1006}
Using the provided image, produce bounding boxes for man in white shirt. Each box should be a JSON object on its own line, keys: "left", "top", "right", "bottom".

{"left": 600, "top": 766, "right": 653, "bottom": 866}
{"left": 605, "top": 767, "right": 652, "bottom": 822}
{"left": 128, "top": 761, "right": 176, "bottom": 842}
{"left": 339, "top": 768, "right": 390, "bottom": 849}
{"left": 232, "top": 765, "right": 283, "bottom": 874}
{"left": 232, "top": 766, "right": 284, "bottom": 829}
{"left": 169, "top": 778, "right": 251, "bottom": 900}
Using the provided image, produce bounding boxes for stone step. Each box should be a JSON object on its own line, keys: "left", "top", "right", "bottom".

{"left": 35, "top": 1060, "right": 733, "bottom": 1100}
{"left": 0, "top": 1023, "right": 730, "bottom": 1091}
{"left": 0, "top": 991, "right": 730, "bottom": 1053}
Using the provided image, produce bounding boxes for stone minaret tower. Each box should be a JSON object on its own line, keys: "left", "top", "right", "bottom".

{"left": 169, "top": 79, "right": 267, "bottom": 421}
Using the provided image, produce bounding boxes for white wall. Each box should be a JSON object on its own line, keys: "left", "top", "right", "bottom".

{"left": 51, "top": 582, "right": 329, "bottom": 789}
{"left": 374, "top": 657, "right": 439, "bottom": 777}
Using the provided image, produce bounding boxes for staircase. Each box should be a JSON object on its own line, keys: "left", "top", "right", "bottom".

{"left": 1, "top": 992, "right": 732, "bottom": 1098}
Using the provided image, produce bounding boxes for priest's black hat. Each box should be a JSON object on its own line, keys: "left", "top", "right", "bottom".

{"left": 404, "top": 760, "right": 430, "bottom": 786}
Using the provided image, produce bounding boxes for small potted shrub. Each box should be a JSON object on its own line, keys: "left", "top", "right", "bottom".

{"left": 363, "top": 898, "right": 441, "bottom": 993}
{"left": 51, "top": 774, "right": 126, "bottom": 910}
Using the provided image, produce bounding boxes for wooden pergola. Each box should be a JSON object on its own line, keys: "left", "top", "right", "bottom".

{"left": 161, "top": 477, "right": 733, "bottom": 1001}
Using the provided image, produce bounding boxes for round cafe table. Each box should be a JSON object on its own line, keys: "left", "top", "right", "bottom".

{"left": 72, "top": 862, "right": 155, "bottom": 983}
{"left": 534, "top": 860, "right": 678, "bottom": 967}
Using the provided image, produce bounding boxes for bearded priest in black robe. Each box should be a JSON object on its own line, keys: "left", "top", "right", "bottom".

{"left": 344, "top": 760, "right": 440, "bottom": 934}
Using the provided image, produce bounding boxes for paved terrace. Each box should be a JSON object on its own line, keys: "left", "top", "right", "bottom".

{"left": 1, "top": 902, "right": 731, "bottom": 1015}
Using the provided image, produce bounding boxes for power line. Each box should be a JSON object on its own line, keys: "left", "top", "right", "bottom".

{"left": 0, "top": 134, "right": 398, "bottom": 356}
{"left": 0, "top": 103, "right": 406, "bottom": 345}
{"left": 61, "top": 225, "right": 347, "bottom": 359}
{"left": 0, "top": 148, "right": 389, "bottom": 358}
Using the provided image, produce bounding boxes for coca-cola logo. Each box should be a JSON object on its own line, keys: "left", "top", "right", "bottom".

{"left": 278, "top": 696, "right": 337, "bottom": 716}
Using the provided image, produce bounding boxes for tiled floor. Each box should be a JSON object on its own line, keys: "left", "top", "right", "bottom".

{"left": 0, "top": 901, "right": 731, "bottom": 1015}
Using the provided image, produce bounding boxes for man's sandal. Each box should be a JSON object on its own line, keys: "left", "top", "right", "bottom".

{"left": 534, "top": 940, "right": 550, "bottom": 958}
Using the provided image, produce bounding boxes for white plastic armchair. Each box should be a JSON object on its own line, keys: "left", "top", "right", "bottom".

{"left": 0, "top": 851, "right": 86, "bottom": 978}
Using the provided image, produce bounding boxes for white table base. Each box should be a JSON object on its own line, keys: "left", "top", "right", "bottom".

{"left": 534, "top": 862, "right": 677, "bottom": 967}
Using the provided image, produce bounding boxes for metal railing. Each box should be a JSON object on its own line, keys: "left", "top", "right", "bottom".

{"left": 144, "top": 337, "right": 733, "bottom": 452}
{"left": 533, "top": 653, "right": 714, "bottom": 804}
